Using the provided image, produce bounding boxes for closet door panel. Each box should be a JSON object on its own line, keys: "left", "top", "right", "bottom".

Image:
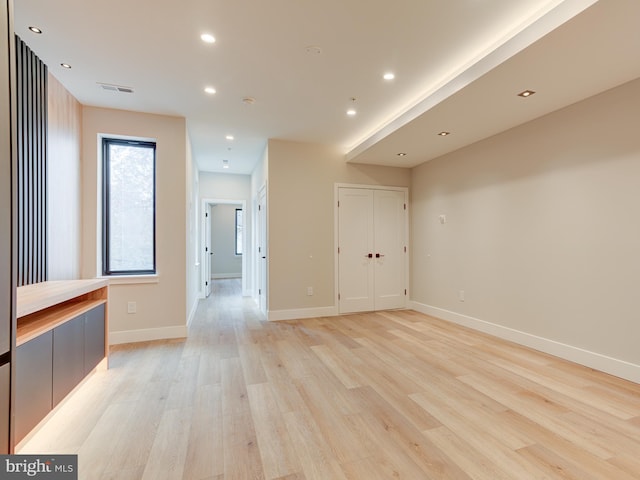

{"left": 373, "top": 190, "right": 406, "bottom": 310}
{"left": 338, "top": 188, "right": 375, "bottom": 313}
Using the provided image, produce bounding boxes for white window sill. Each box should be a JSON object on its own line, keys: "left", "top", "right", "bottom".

{"left": 100, "top": 274, "right": 159, "bottom": 285}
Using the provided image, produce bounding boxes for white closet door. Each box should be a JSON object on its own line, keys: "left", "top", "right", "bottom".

{"left": 373, "top": 189, "right": 406, "bottom": 310}
{"left": 338, "top": 188, "right": 375, "bottom": 313}
{"left": 338, "top": 187, "right": 406, "bottom": 314}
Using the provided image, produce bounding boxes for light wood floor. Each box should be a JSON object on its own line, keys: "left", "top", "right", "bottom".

{"left": 20, "top": 279, "right": 640, "bottom": 479}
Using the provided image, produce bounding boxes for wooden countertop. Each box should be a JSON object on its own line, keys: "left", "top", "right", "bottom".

{"left": 17, "top": 279, "right": 109, "bottom": 318}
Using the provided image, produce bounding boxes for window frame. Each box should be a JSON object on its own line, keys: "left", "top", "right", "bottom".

{"left": 102, "top": 137, "right": 157, "bottom": 276}
{"left": 235, "top": 208, "right": 243, "bottom": 256}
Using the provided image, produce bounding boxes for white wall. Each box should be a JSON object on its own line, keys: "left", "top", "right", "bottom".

{"left": 81, "top": 107, "right": 189, "bottom": 344}
{"left": 410, "top": 77, "right": 640, "bottom": 382}
{"left": 210, "top": 204, "right": 242, "bottom": 277}
{"left": 185, "top": 132, "right": 200, "bottom": 326}
{"left": 200, "top": 172, "right": 252, "bottom": 200}
{"left": 267, "top": 139, "right": 411, "bottom": 317}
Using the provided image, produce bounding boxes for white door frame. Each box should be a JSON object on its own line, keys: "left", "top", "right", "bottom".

{"left": 334, "top": 183, "right": 409, "bottom": 313}
{"left": 200, "top": 197, "right": 248, "bottom": 297}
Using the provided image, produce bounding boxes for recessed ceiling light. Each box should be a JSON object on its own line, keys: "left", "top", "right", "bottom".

{"left": 201, "top": 33, "right": 216, "bottom": 44}
{"left": 438, "top": 131, "right": 450, "bottom": 136}
{"left": 383, "top": 72, "right": 395, "bottom": 81}
{"left": 204, "top": 86, "right": 216, "bottom": 95}
{"left": 518, "top": 89, "right": 536, "bottom": 98}
{"left": 225, "top": 135, "right": 234, "bottom": 141}
{"left": 28, "top": 26, "right": 42, "bottom": 34}
{"left": 60, "top": 63, "right": 72, "bottom": 69}
{"left": 397, "top": 152, "right": 407, "bottom": 157}
{"left": 346, "top": 109, "right": 357, "bottom": 116}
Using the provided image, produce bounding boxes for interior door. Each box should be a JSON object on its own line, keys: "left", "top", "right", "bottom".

{"left": 338, "top": 187, "right": 406, "bottom": 314}
{"left": 373, "top": 189, "right": 406, "bottom": 310}
{"left": 204, "top": 205, "right": 212, "bottom": 297}
{"left": 257, "top": 187, "right": 267, "bottom": 314}
{"left": 338, "top": 188, "right": 375, "bottom": 313}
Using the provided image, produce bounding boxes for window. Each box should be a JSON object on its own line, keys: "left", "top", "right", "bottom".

{"left": 235, "top": 208, "right": 243, "bottom": 255}
{"left": 102, "top": 138, "right": 156, "bottom": 275}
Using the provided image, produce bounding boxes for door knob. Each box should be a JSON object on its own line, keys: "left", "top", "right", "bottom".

{"left": 365, "top": 253, "right": 373, "bottom": 258}
{"left": 376, "top": 253, "right": 384, "bottom": 258}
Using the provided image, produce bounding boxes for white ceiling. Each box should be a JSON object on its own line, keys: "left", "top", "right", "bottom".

{"left": 13, "top": 0, "right": 640, "bottom": 174}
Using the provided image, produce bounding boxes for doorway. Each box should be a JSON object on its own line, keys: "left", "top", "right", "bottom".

{"left": 201, "top": 198, "right": 248, "bottom": 298}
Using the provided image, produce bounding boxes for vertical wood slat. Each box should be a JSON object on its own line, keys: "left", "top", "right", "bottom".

{"left": 15, "top": 36, "right": 47, "bottom": 287}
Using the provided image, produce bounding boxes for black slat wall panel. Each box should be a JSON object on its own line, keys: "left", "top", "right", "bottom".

{"left": 15, "top": 36, "right": 47, "bottom": 286}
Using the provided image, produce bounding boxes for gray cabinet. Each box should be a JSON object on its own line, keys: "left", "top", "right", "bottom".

{"left": 0, "top": 364, "right": 9, "bottom": 453}
{"left": 1, "top": 0, "right": 16, "bottom": 454}
{"left": 84, "top": 304, "right": 105, "bottom": 374}
{"left": 15, "top": 304, "right": 106, "bottom": 442}
{"left": 15, "top": 332, "right": 53, "bottom": 442}
{"left": 53, "top": 316, "right": 85, "bottom": 407}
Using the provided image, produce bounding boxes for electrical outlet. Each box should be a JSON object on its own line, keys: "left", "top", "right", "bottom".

{"left": 307, "top": 287, "right": 313, "bottom": 296}
{"left": 127, "top": 301, "right": 137, "bottom": 314}
{"left": 459, "top": 290, "right": 465, "bottom": 302}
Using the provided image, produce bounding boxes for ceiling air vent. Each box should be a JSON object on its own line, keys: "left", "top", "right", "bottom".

{"left": 98, "top": 82, "right": 134, "bottom": 94}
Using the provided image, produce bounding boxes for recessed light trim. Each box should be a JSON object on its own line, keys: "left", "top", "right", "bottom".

{"left": 201, "top": 33, "right": 216, "bottom": 44}
{"left": 438, "top": 131, "right": 450, "bottom": 136}
{"left": 28, "top": 26, "right": 42, "bottom": 34}
{"left": 346, "top": 109, "right": 357, "bottom": 116}
{"left": 225, "top": 135, "right": 234, "bottom": 141}
{"left": 518, "top": 89, "right": 536, "bottom": 98}
{"left": 204, "top": 86, "right": 216, "bottom": 95}
{"left": 60, "top": 63, "right": 72, "bottom": 69}
{"left": 383, "top": 72, "right": 395, "bottom": 81}
{"left": 397, "top": 152, "right": 407, "bottom": 157}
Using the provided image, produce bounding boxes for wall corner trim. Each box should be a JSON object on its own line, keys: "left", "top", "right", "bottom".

{"left": 408, "top": 301, "right": 640, "bottom": 384}
{"left": 109, "top": 325, "right": 187, "bottom": 345}
{"left": 268, "top": 306, "right": 338, "bottom": 322}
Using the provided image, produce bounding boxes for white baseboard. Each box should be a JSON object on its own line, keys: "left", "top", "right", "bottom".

{"left": 109, "top": 325, "right": 188, "bottom": 345}
{"left": 409, "top": 301, "right": 640, "bottom": 384}
{"left": 268, "top": 305, "right": 338, "bottom": 321}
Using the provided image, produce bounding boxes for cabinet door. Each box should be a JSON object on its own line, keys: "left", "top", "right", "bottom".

{"left": 15, "top": 332, "right": 52, "bottom": 443}
{"left": 0, "top": 363, "right": 9, "bottom": 453}
{"left": 53, "top": 315, "right": 85, "bottom": 406}
{"left": 0, "top": 0, "right": 13, "bottom": 361}
{"left": 84, "top": 304, "right": 105, "bottom": 374}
